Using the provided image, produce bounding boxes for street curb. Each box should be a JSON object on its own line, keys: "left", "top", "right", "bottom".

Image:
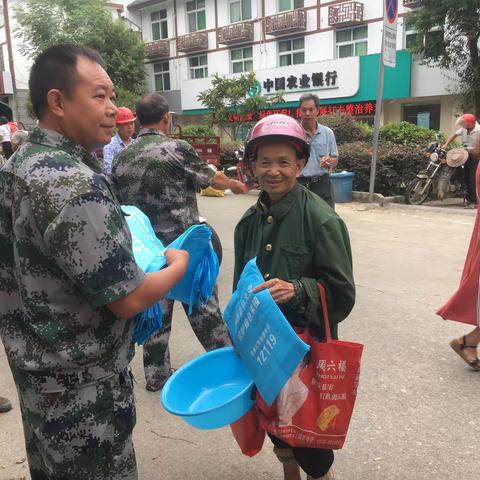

{"left": 381, "top": 201, "right": 478, "bottom": 216}
{"left": 350, "top": 191, "right": 477, "bottom": 217}
{"left": 352, "top": 191, "right": 404, "bottom": 205}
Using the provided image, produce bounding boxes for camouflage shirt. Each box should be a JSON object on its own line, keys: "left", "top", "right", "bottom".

{"left": 0, "top": 128, "right": 145, "bottom": 373}
{"left": 111, "top": 128, "right": 215, "bottom": 244}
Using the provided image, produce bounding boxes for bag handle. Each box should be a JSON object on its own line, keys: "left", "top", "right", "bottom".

{"left": 317, "top": 283, "right": 332, "bottom": 343}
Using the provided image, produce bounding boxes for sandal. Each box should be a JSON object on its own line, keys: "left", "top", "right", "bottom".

{"left": 450, "top": 336, "right": 480, "bottom": 371}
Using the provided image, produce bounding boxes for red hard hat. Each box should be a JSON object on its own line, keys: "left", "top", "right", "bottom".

{"left": 245, "top": 114, "right": 309, "bottom": 161}
{"left": 460, "top": 113, "right": 476, "bottom": 129}
{"left": 116, "top": 107, "right": 136, "bottom": 125}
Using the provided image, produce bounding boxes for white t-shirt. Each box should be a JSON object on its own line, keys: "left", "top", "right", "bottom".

{"left": 456, "top": 122, "right": 480, "bottom": 153}
{"left": 0, "top": 124, "right": 10, "bottom": 142}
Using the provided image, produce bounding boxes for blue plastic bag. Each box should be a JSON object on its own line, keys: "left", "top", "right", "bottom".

{"left": 122, "top": 206, "right": 219, "bottom": 344}
{"left": 167, "top": 224, "right": 219, "bottom": 314}
{"left": 122, "top": 206, "right": 166, "bottom": 345}
{"left": 224, "top": 258, "right": 310, "bottom": 406}
{"left": 122, "top": 205, "right": 166, "bottom": 271}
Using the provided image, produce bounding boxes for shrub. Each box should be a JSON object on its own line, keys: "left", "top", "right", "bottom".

{"left": 379, "top": 121, "right": 444, "bottom": 148}
{"left": 357, "top": 121, "right": 374, "bottom": 139}
{"left": 337, "top": 141, "right": 424, "bottom": 196}
{"left": 176, "top": 124, "right": 218, "bottom": 148}
{"left": 319, "top": 114, "right": 371, "bottom": 144}
{"left": 181, "top": 124, "right": 215, "bottom": 137}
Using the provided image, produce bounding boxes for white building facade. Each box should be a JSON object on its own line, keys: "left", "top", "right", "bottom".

{"left": 0, "top": 0, "right": 461, "bottom": 133}
{"left": 124, "top": 0, "right": 460, "bottom": 136}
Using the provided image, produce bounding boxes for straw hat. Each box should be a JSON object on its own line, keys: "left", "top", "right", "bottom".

{"left": 446, "top": 148, "right": 469, "bottom": 167}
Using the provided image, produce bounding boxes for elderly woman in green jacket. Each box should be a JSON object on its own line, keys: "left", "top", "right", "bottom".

{"left": 233, "top": 114, "right": 355, "bottom": 480}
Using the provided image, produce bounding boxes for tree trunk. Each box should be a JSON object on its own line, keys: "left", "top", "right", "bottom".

{"left": 466, "top": 32, "right": 480, "bottom": 116}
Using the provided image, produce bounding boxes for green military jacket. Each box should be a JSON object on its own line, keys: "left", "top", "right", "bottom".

{"left": 0, "top": 128, "right": 144, "bottom": 375}
{"left": 111, "top": 128, "right": 214, "bottom": 245}
{"left": 234, "top": 183, "right": 355, "bottom": 334}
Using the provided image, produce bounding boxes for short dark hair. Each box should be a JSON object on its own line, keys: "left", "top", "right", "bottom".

{"left": 136, "top": 93, "right": 169, "bottom": 126}
{"left": 29, "top": 44, "right": 105, "bottom": 119}
{"left": 299, "top": 93, "right": 320, "bottom": 109}
{"left": 0, "top": 116, "right": 8, "bottom": 125}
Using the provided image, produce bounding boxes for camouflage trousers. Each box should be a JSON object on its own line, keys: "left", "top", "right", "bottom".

{"left": 143, "top": 286, "right": 231, "bottom": 389}
{"left": 13, "top": 366, "right": 137, "bottom": 480}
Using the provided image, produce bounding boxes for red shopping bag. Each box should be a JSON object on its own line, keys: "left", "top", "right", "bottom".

{"left": 257, "top": 283, "right": 363, "bottom": 450}
{"left": 230, "top": 405, "right": 266, "bottom": 457}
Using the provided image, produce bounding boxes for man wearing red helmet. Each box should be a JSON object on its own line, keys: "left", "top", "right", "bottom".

{"left": 234, "top": 114, "right": 355, "bottom": 480}
{"left": 103, "top": 106, "right": 136, "bottom": 176}
{"left": 443, "top": 113, "right": 480, "bottom": 208}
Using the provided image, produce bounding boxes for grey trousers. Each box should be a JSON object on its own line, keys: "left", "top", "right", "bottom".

{"left": 143, "top": 286, "right": 231, "bottom": 389}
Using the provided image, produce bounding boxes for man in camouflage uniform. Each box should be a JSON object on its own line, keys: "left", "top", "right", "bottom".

{"left": 0, "top": 45, "right": 188, "bottom": 479}
{"left": 111, "top": 92, "right": 246, "bottom": 391}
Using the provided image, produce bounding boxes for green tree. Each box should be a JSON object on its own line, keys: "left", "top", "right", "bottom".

{"left": 408, "top": 0, "right": 480, "bottom": 114}
{"left": 197, "top": 72, "right": 284, "bottom": 141}
{"left": 14, "top": 0, "right": 146, "bottom": 111}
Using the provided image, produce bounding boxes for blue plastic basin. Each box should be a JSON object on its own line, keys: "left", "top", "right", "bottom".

{"left": 330, "top": 172, "right": 355, "bottom": 203}
{"left": 161, "top": 347, "right": 254, "bottom": 429}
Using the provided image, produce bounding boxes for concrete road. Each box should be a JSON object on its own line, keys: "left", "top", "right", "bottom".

{"left": 1, "top": 193, "right": 479, "bottom": 480}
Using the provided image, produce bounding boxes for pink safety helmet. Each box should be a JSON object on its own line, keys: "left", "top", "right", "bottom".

{"left": 244, "top": 114, "right": 310, "bottom": 161}
{"left": 457, "top": 113, "right": 476, "bottom": 130}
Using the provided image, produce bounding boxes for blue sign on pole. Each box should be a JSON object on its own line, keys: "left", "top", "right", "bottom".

{"left": 386, "top": 0, "right": 398, "bottom": 24}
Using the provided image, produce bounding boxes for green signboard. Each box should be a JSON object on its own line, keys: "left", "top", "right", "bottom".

{"left": 182, "top": 51, "right": 412, "bottom": 115}
{"left": 330, "top": 49, "right": 411, "bottom": 104}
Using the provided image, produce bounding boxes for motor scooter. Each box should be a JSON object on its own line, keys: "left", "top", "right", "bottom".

{"left": 404, "top": 134, "right": 465, "bottom": 205}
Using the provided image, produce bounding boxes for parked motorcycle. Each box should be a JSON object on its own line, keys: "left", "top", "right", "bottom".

{"left": 404, "top": 134, "right": 466, "bottom": 205}
{"left": 234, "top": 146, "right": 259, "bottom": 191}
{"left": 222, "top": 148, "right": 241, "bottom": 180}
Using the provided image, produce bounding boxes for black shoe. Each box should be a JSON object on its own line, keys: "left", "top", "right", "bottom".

{"left": 0, "top": 397, "right": 12, "bottom": 413}
{"left": 145, "top": 369, "right": 175, "bottom": 392}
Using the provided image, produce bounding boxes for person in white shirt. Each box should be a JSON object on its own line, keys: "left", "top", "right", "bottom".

{"left": 443, "top": 113, "right": 480, "bottom": 208}
{"left": 0, "top": 116, "right": 13, "bottom": 159}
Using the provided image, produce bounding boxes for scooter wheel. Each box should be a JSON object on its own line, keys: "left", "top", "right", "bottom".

{"left": 404, "top": 178, "right": 432, "bottom": 205}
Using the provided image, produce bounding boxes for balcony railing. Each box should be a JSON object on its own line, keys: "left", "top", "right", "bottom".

{"left": 403, "top": 0, "right": 423, "bottom": 8}
{"left": 218, "top": 21, "right": 254, "bottom": 45}
{"left": 265, "top": 8, "right": 307, "bottom": 36}
{"left": 176, "top": 32, "right": 208, "bottom": 53}
{"left": 328, "top": 2, "right": 364, "bottom": 28}
{"left": 146, "top": 40, "right": 170, "bottom": 59}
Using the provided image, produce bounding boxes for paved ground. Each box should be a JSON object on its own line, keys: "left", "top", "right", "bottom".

{"left": 1, "top": 193, "right": 479, "bottom": 480}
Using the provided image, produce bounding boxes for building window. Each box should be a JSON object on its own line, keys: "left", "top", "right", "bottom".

{"left": 336, "top": 26, "right": 368, "bottom": 58}
{"left": 278, "top": 37, "right": 304, "bottom": 66}
{"left": 404, "top": 18, "right": 443, "bottom": 56}
{"left": 229, "top": 0, "right": 251, "bottom": 23}
{"left": 230, "top": 47, "right": 253, "bottom": 73}
{"left": 189, "top": 54, "right": 208, "bottom": 79}
{"left": 187, "top": 0, "right": 206, "bottom": 32}
{"left": 404, "top": 18, "right": 417, "bottom": 49}
{"left": 154, "top": 62, "right": 170, "bottom": 91}
{"left": 403, "top": 104, "right": 441, "bottom": 130}
{"left": 278, "top": 0, "right": 303, "bottom": 12}
{"left": 151, "top": 9, "right": 168, "bottom": 40}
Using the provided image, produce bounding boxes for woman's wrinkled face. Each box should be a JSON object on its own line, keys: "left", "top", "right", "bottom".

{"left": 254, "top": 141, "right": 304, "bottom": 203}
